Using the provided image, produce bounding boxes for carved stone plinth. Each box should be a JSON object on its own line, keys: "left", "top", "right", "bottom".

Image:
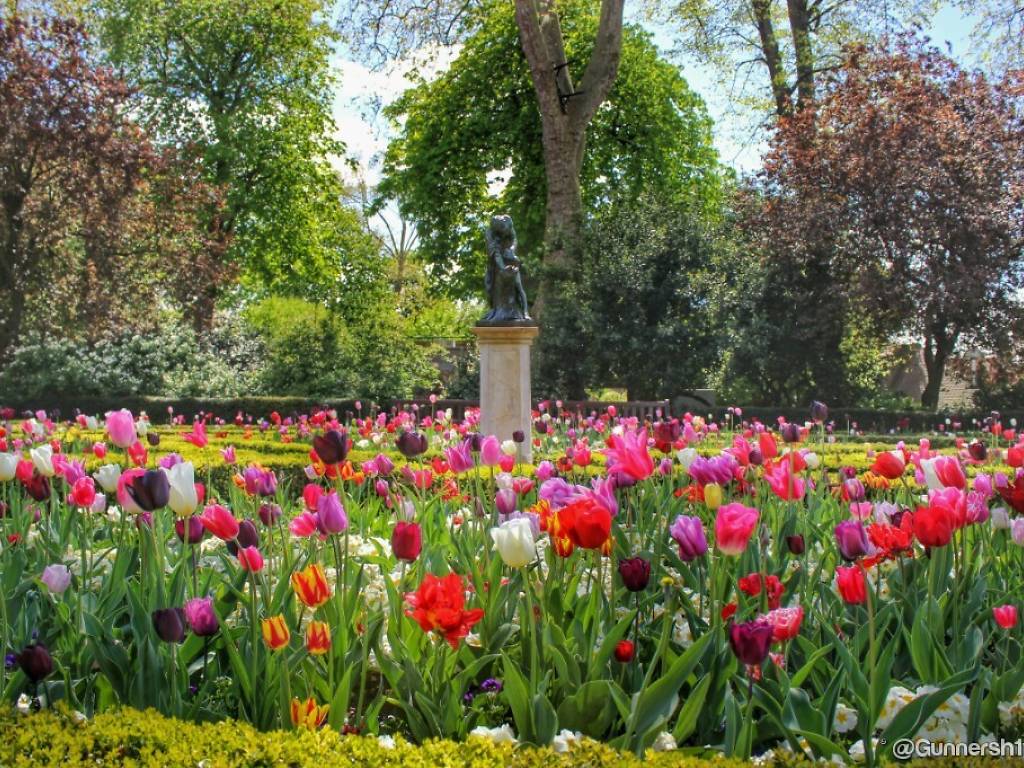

{"left": 471, "top": 323, "right": 539, "bottom": 464}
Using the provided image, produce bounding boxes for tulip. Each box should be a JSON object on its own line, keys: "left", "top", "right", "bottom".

{"left": 491, "top": 517, "right": 536, "bottom": 568}
{"left": 105, "top": 409, "right": 137, "bottom": 449}
{"left": 313, "top": 429, "right": 348, "bottom": 465}
{"left": 993, "top": 605, "right": 1018, "bottom": 629}
{"left": 715, "top": 503, "right": 759, "bottom": 556}
{"left": 445, "top": 438, "right": 475, "bottom": 473}
{"left": 764, "top": 606, "right": 803, "bottom": 643}
{"left": 237, "top": 546, "right": 264, "bottom": 572}
{"left": 913, "top": 505, "right": 954, "bottom": 548}
{"left": 146, "top": 432, "right": 160, "bottom": 447}
{"left": 991, "top": 506, "right": 1010, "bottom": 530}
{"left": 810, "top": 401, "right": 828, "bottom": 423}
{"left": 306, "top": 620, "right": 331, "bottom": 654}
{"left": 512, "top": 430, "right": 525, "bottom": 443}
{"left": 392, "top": 521, "right": 422, "bottom": 562}
{"left": 603, "top": 428, "right": 654, "bottom": 483}
{"left": 68, "top": 477, "right": 97, "bottom": 508}
{"left": 835, "top": 565, "right": 867, "bottom": 605}
{"left": 618, "top": 557, "right": 651, "bottom": 592}
{"left": 40, "top": 564, "right": 72, "bottom": 593}
{"left": 23, "top": 473, "right": 51, "bottom": 502}
{"left": 17, "top": 643, "right": 53, "bottom": 682}
{"left": 291, "top": 697, "right": 329, "bottom": 730}
{"left": 200, "top": 504, "right": 240, "bottom": 541}
{"left": 495, "top": 488, "right": 517, "bottom": 516}
{"left": 184, "top": 596, "right": 219, "bottom": 636}
{"left": 670, "top": 515, "right": 708, "bottom": 560}
{"left": 780, "top": 423, "right": 801, "bottom": 443}
{"left": 164, "top": 461, "right": 199, "bottom": 517}
{"left": 703, "top": 482, "right": 723, "bottom": 510}
{"left": 0, "top": 453, "right": 18, "bottom": 481}
{"left": 1011, "top": 518, "right": 1024, "bottom": 547}
{"left": 220, "top": 445, "right": 237, "bottom": 464}
{"left": 480, "top": 435, "right": 501, "bottom": 466}
{"left": 261, "top": 615, "right": 290, "bottom": 650}
{"left": 968, "top": 441, "right": 987, "bottom": 462}
{"left": 128, "top": 469, "right": 170, "bottom": 511}
{"left": 396, "top": 430, "right": 428, "bottom": 458}
{"left": 834, "top": 520, "right": 871, "bottom": 561}
{"left": 871, "top": 451, "right": 906, "bottom": 479}
{"left": 242, "top": 465, "right": 277, "bottom": 497}
{"left": 258, "top": 503, "right": 282, "bottom": 526}
{"left": 94, "top": 464, "right": 121, "bottom": 494}
{"left": 786, "top": 535, "right": 805, "bottom": 555}
{"left": 289, "top": 512, "right": 319, "bottom": 537}
{"left": 292, "top": 563, "right": 331, "bottom": 608}
{"left": 30, "top": 445, "right": 54, "bottom": 477}
{"left": 152, "top": 608, "right": 186, "bottom": 643}
{"left": 535, "top": 460, "right": 555, "bottom": 482}
{"left": 614, "top": 639, "right": 635, "bottom": 662}
{"left": 557, "top": 497, "right": 611, "bottom": 550}
{"left": 175, "top": 516, "right": 205, "bottom": 544}
{"left": 921, "top": 456, "right": 966, "bottom": 491}
{"left": 728, "top": 620, "right": 774, "bottom": 666}
{"left": 316, "top": 491, "right": 348, "bottom": 534}
{"left": 501, "top": 439, "right": 518, "bottom": 456}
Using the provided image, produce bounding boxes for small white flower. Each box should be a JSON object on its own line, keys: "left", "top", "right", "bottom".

{"left": 469, "top": 724, "right": 517, "bottom": 744}
{"left": 377, "top": 735, "right": 396, "bottom": 749}
{"left": 651, "top": 731, "right": 677, "bottom": 752}
{"left": 833, "top": 703, "right": 859, "bottom": 734}
{"left": 551, "top": 729, "right": 582, "bottom": 753}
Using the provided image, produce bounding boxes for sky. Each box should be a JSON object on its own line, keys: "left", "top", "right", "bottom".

{"left": 329, "top": 2, "right": 983, "bottom": 186}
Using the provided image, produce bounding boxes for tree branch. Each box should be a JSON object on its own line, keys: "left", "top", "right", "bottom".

{"left": 568, "top": 0, "right": 625, "bottom": 127}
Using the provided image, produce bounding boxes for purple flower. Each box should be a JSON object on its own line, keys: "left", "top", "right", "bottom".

{"left": 539, "top": 478, "right": 575, "bottom": 509}
{"left": 316, "top": 491, "right": 348, "bottom": 534}
{"left": 495, "top": 489, "right": 517, "bottom": 516}
{"left": 535, "top": 461, "right": 555, "bottom": 482}
{"left": 184, "top": 597, "right": 219, "bottom": 636}
{"left": 686, "top": 455, "right": 735, "bottom": 486}
{"left": 728, "top": 620, "right": 774, "bottom": 666}
{"left": 40, "top": 564, "right": 72, "bottom": 594}
{"left": 158, "top": 453, "right": 184, "bottom": 469}
{"left": 834, "top": 520, "right": 871, "bottom": 561}
{"left": 480, "top": 678, "right": 502, "bottom": 693}
{"left": 242, "top": 466, "right": 277, "bottom": 497}
{"left": 444, "top": 438, "right": 475, "bottom": 473}
{"left": 669, "top": 515, "right": 708, "bottom": 561}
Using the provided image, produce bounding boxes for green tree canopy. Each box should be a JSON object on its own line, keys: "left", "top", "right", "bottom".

{"left": 377, "top": 0, "right": 723, "bottom": 299}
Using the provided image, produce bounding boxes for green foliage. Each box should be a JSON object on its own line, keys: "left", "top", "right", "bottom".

{"left": 556, "top": 196, "right": 723, "bottom": 399}
{"left": 378, "top": 0, "right": 722, "bottom": 297}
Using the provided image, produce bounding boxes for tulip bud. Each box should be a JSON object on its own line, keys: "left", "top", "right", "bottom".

{"left": 258, "top": 503, "right": 282, "bottom": 527}
{"left": 810, "top": 401, "right": 828, "bottom": 423}
{"left": 312, "top": 429, "right": 348, "bottom": 465}
{"left": 17, "top": 643, "right": 53, "bottom": 682}
{"left": 618, "top": 557, "right": 651, "bottom": 592}
{"left": 780, "top": 423, "right": 802, "bottom": 443}
{"left": 512, "top": 430, "right": 525, "bottom": 443}
{"left": 703, "top": 482, "right": 723, "bottom": 510}
{"left": 146, "top": 432, "right": 161, "bottom": 447}
{"left": 786, "top": 535, "right": 805, "bottom": 555}
{"left": 495, "top": 489, "right": 517, "bottom": 516}
{"left": 614, "top": 639, "right": 635, "bottom": 662}
{"left": 152, "top": 607, "right": 186, "bottom": 643}
{"left": 175, "top": 516, "right": 205, "bottom": 544}
{"left": 392, "top": 521, "right": 422, "bottom": 562}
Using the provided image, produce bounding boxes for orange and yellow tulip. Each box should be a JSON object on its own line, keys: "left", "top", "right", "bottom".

{"left": 290, "top": 697, "right": 329, "bottom": 730}
{"left": 305, "top": 620, "right": 331, "bottom": 655}
{"left": 261, "top": 615, "right": 290, "bottom": 651}
{"left": 291, "top": 563, "right": 331, "bottom": 609}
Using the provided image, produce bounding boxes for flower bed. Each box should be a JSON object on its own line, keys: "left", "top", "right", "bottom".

{"left": 1, "top": 405, "right": 1023, "bottom": 766}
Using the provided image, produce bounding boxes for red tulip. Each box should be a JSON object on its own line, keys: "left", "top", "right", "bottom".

{"left": 912, "top": 505, "right": 954, "bottom": 548}
{"left": 392, "top": 521, "right": 422, "bottom": 562}
{"left": 993, "top": 605, "right": 1018, "bottom": 629}
{"left": 200, "top": 504, "right": 240, "bottom": 541}
{"left": 614, "top": 639, "right": 635, "bottom": 662}
{"left": 835, "top": 565, "right": 867, "bottom": 605}
{"left": 871, "top": 451, "right": 906, "bottom": 480}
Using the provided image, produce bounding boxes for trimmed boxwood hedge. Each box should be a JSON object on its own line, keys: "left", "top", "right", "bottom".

{"left": 0, "top": 706, "right": 1010, "bottom": 768}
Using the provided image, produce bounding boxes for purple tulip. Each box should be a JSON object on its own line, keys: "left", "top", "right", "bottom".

{"left": 175, "top": 516, "right": 205, "bottom": 544}
{"left": 40, "top": 564, "right": 72, "bottom": 594}
{"left": 670, "top": 515, "right": 708, "bottom": 561}
{"left": 396, "top": 430, "right": 428, "bottom": 458}
{"left": 258, "top": 503, "right": 282, "bottom": 526}
{"left": 834, "top": 520, "right": 871, "bottom": 561}
{"left": 618, "top": 557, "right": 651, "bottom": 592}
{"left": 495, "top": 488, "right": 517, "bottom": 516}
{"left": 152, "top": 607, "right": 186, "bottom": 643}
{"left": 128, "top": 469, "right": 170, "bottom": 511}
{"left": 374, "top": 453, "right": 395, "bottom": 475}
{"left": 184, "top": 597, "right": 219, "bottom": 636}
{"left": 17, "top": 643, "right": 53, "bottom": 682}
{"left": 729, "top": 620, "right": 774, "bottom": 666}
{"left": 316, "top": 491, "right": 348, "bottom": 534}
{"left": 242, "top": 466, "right": 277, "bottom": 497}
{"left": 313, "top": 429, "right": 348, "bottom": 465}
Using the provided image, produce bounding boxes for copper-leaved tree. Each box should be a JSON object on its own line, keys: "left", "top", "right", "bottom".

{"left": 753, "top": 37, "right": 1024, "bottom": 408}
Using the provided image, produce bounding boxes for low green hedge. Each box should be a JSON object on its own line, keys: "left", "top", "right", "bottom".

{"left": 0, "top": 706, "right": 1010, "bottom": 768}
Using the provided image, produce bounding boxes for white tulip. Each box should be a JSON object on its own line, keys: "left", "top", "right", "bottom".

{"left": 0, "top": 452, "right": 18, "bottom": 481}
{"left": 135, "top": 418, "right": 149, "bottom": 437}
{"left": 919, "top": 458, "right": 943, "bottom": 491}
{"left": 490, "top": 517, "right": 536, "bottom": 569}
{"left": 94, "top": 464, "right": 122, "bottom": 494}
{"left": 164, "top": 461, "right": 198, "bottom": 517}
{"left": 676, "top": 447, "right": 698, "bottom": 470}
{"left": 30, "top": 444, "right": 54, "bottom": 477}
{"left": 501, "top": 439, "right": 517, "bottom": 456}
{"left": 91, "top": 493, "right": 108, "bottom": 514}
{"left": 991, "top": 506, "right": 1010, "bottom": 530}
{"left": 804, "top": 451, "right": 820, "bottom": 469}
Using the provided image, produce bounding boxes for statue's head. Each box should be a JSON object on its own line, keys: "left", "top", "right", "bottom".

{"left": 488, "top": 214, "right": 515, "bottom": 242}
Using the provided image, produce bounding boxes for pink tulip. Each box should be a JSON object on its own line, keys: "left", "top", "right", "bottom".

{"left": 105, "top": 409, "right": 137, "bottom": 449}
{"left": 715, "top": 503, "right": 760, "bottom": 556}
{"left": 480, "top": 435, "right": 501, "bottom": 466}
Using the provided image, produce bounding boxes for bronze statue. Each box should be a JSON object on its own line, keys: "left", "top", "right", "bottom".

{"left": 481, "top": 214, "right": 533, "bottom": 324}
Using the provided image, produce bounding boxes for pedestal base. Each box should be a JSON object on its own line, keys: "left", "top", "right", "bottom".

{"left": 471, "top": 323, "right": 539, "bottom": 464}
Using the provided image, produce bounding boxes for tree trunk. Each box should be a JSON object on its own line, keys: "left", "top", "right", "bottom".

{"left": 921, "top": 330, "right": 955, "bottom": 410}
{"left": 514, "top": 0, "right": 624, "bottom": 398}
{"left": 751, "top": 0, "right": 791, "bottom": 116}
{"left": 786, "top": 0, "right": 815, "bottom": 111}
{"left": 0, "top": 195, "right": 26, "bottom": 357}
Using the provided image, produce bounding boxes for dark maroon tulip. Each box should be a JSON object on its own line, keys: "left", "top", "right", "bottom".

{"left": 152, "top": 608, "right": 186, "bottom": 643}
{"left": 653, "top": 420, "right": 681, "bottom": 446}
{"left": 23, "top": 474, "right": 50, "bottom": 502}
{"left": 227, "top": 519, "right": 259, "bottom": 555}
{"left": 146, "top": 432, "right": 161, "bottom": 447}
{"left": 834, "top": 520, "right": 871, "bottom": 561}
{"left": 728, "top": 620, "right": 774, "bottom": 666}
{"left": 512, "top": 430, "right": 525, "bottom": 444}
{"left": 748, "top": 448, "right": 763, "bottom": 466}
{"left": 392, "top": 521, "right": 422, "bottom": 562}
{"left": 258, "top": 503, "right": 282, "bottom": 526}
{"left": 175, "top": 516, "right": 204, "bottom": 544}
{"left": 313, "top": 429, "right": 348, "bottom": 465}
{"left": 534, "top": 420, "right": 548, "bottom": 435}
{"left": 128, "top": 469, "right": 170, "bottom": 511}
{"left": 968, "top": 441, "right": 987, "bottom": 461}
{"left": 17, "top": 643, "right": 53, "bottom": 682}
{"left": 810, "top": 401, "right": 829, "bottom": 423}
{"left": 396, "top": 430, "right": 428, "bottom": 459}
{"left": 618, "top": 557, "right": 651, "bottom": 592}
{"left": 786, "top": 535, "right": 805, "bottom": 555}
{"left": 468, "top": 433, "right": 483, "bottom": 452}
{"left": 780, "top": 422, "right": 802, "bottom": 443}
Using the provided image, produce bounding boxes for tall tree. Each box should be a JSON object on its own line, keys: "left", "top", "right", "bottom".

{"left": 0, "top": 16, "right": 152, "bottom": 355}
{"left": 338, "top": 0, "right": 628, "bottom": 396}
{"left": 953, "top": 0, "right": 1024, "bottom": 71}
{"left": 754, "top": 38, "right": 1024, "bottom": 408}
{"left": 663, "top": 0, "right": 934, "bottom": 116}
{"left": 95, "top": 0, "right": 345, "bottom": 330}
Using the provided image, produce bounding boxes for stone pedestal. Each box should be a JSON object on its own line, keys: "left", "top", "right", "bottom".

{"left": 471, "top": 323, "right": 539, "bottom": 464}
